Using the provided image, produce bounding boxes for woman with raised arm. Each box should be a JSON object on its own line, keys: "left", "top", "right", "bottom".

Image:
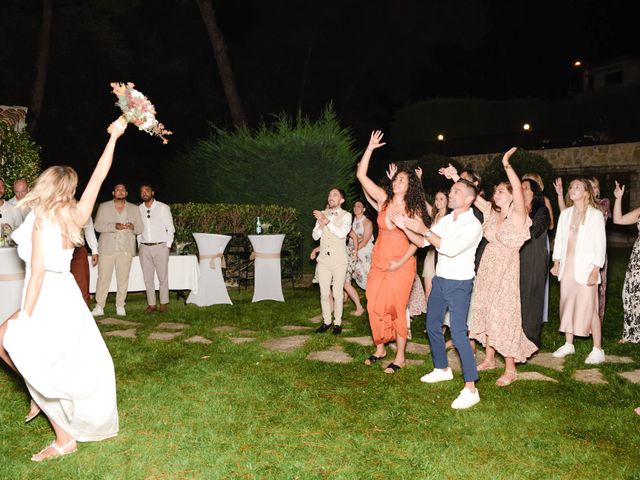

{"left": 551, "top": 178, "right": 606, "bottom": 363}
{"left": 357, "top": 131, "right": 425, "bottom": 373}
{"left": 467, "top": 148, "right": 537, "bottom": 386}
{"left": 613, "top": 181, "right": 640, "bottom": 344}
{"left": 0, "top": 118, "right": 127, "bottom": 461}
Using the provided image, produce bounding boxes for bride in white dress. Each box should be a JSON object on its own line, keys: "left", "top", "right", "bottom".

{"left": 0, "top": 118, "right": 127, "bottom": 461}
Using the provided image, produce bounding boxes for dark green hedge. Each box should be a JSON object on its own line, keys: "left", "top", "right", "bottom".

{"left": 480, "top": 149, "right": 554, "bottom": 196}
{"left": 0, "top": 125, "right": 41, "bottom": 196}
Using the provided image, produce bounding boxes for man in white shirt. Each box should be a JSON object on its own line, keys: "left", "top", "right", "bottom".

{"left": 312, "top": 188, "right": 352, "bottom": 334}
{"left": 137, "top": 184, "right": 175, "bottom": 313}
{"left": 7, "top": 178, "right": 29, "bottom": 224}
{"left": 394, "top": 179, "right": 483, "bottom": 409}
{"left": 0, "top": 179, "right": 22, "bottom": 231}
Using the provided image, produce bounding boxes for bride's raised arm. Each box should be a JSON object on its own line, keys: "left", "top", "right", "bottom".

{"left": 356, "top": 130, "right": 388, "bottom": 207}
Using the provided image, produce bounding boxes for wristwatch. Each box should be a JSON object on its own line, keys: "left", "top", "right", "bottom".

{"left": 423, "top": 230, "right": 432, "bottom": 238}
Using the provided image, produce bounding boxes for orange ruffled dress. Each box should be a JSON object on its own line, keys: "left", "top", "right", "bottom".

{"left": 366, "top": 207, "right": 416, "bottom": 344}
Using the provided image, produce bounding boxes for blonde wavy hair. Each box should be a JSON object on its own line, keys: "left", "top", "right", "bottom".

{"left": 18, "top": 165, "right": 83, "bottom": 245}
{"left": 565, "top": 178, "right": 600, "bottom": 212}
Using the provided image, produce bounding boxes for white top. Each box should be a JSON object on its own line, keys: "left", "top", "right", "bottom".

{"left": 137, "top": 199, "right": 175, "bottom": 248}
{"left": 423, "top": 208, "right": 482, "bottom": 281}
{"left": 312, "top": 208, "right": 352, "bottom": 240}
{"left": 0, "top": 199, "right": 22, "bottom": 229}
{"left": 84, "top": 217, "right": 99, "bottom": 254}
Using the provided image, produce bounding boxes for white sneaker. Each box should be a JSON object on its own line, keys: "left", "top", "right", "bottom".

{"left": 91, "top": 306, "right": 104, "bottom": 317}
{"left": 451, "top": 387, "right": 480, "bottom": 409}
{"left": 116, "top": 306, "right": 126, "bottom": 316}
{"left": 552, "top": 343, "right": 575, "bottom": 358}
{"left": 420, "top": 368, "right": 453, "bottom": 383}
{"left": 584, "top": 347, "right": 605, "bottom": 365}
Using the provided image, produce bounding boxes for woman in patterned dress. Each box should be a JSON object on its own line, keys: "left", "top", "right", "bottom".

{"left": 613, "top": 181, "right": 640, "bottom": 344}
{"left": 468, "top": 148, "right": 537, "bottom": 386}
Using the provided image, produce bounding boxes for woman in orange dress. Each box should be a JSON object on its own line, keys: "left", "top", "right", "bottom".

{"left": 356, "top": 130, "right": 427, "bottom": 373}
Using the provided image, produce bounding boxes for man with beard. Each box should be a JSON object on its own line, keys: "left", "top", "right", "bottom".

{"left": 92, "top": 183, "right": 143, "bottom": 316}
{"left": 137, "top": 184, "right": 175, "bottom": 313}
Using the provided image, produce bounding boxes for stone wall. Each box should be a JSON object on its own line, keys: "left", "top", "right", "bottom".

{"left": 453, "top": 142, "right": 640, "bottom": 205}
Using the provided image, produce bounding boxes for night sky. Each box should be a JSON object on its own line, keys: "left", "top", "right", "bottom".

{"left": 1, "top": 0, "right": 638, "bottom": 199}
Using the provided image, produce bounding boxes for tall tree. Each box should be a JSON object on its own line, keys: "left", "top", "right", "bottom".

{"left": 195, "top": 0, "right": 246, "bottom": 128}
{"left": 29, "top": 0, "right": 53, "bottom": 134}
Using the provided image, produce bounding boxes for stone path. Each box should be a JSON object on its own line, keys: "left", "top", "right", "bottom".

{"left": 97, "top": 317, "right": 640, "bottom": 386}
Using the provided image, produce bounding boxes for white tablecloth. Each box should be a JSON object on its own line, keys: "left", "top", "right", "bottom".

{"left": 187, "top": 233, "right": 232, "bottom": 306}
{"left": 248, "top": 234, "right": 285, "bottom": 302}
{"left": 89, "top": 255, "right": 199, "bottom": 293}
{"left": 0, "top": 247, "right": 25, "bottom": 324}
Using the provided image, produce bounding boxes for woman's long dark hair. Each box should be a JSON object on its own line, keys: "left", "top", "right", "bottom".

{"left": 382, "top": 166, "right": 431, "bottom": 227}
{"left": 522, "top": 178, "right": 546, "bottom": 219}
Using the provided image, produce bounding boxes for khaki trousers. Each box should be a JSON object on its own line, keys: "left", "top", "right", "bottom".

{"left": 317, "top": 260, "right": 348, "bottom": 326}
{"left": 139, "top": 244, "right": 170, "bottom": 306}
{"left": 95, "top": 252, "right": 133, "bottom": 308}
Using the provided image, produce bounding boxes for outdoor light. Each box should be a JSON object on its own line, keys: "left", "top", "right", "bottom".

{"left": 437, "top": 133, "right": 445, "bottom": 141}
{"left": 522, "top": 123, "right": 531, "bottom": 131}
{"left": 573, "top": 60, "right": 582, "bottom": 67}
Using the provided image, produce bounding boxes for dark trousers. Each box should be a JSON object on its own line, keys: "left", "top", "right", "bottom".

{"left": 426, "top": 276, "right": 478, "bottom": 383}
{"left": 71, "top": 245, "right": 90, "bottom": 307}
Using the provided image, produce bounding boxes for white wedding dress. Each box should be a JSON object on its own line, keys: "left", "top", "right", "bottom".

{"left": 3, "top": 212, "right": 118, "bottom": 442}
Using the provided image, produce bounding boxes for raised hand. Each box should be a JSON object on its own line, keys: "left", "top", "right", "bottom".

{"left": 438, "top": 163, "right": 457, "bottom": 180}
{"left": 386, "top": 163, "right": 398, "bottom": 180}
{"left": 502, "top": 147, "right": 517, "bottom": 167}
{"left": 414, "top": 166, "right": 423, "bottom": 180}
{"left": 553, "top": 177, "right": 563, "bottom": 196}
{"left": 107, "top": 116, "right": 127, "bottom": 138}
{"left": 367, "top": 130, "right": 386, "bottom": 151}
{"left": 614, "top": 181, "right": 625, "bottom": 199}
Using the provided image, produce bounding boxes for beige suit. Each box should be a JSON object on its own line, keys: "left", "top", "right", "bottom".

{"left": 94, "top": 201, "right": 143, "bottom": 308}
{"left": 312, "top": 209, "right": 352, "bottom": 326}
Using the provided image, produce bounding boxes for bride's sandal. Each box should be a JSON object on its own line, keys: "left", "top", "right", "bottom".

{"left": 476, "top": 359, "right": 497, "bottom": 372}
{"left": 495, "top": 370, "right": 518, "bottom": 387}
{"left": 31, "top": 440, "right": 77, "bottom": 462}
{"left": 25, "top": 400, "right": 41, "bottom": 423}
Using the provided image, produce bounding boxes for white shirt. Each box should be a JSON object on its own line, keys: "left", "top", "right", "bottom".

{"left": 423, "top": 208, "right": 482, "bottom": 280}
{"left": 0, "top": 199, "right": 21, "bottom": 229}
{"left": 312, "top": 208, "right": 352, "bottom": 240}
{"left": 137, "top": 199, "right": 175, "bottom": 248}
{"left": 84, "top": 217, "right": 99, "bottom": 254}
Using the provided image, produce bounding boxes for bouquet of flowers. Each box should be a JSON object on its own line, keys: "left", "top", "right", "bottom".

{"left": 110, "top": 82, "right": 172, "bottom": 144}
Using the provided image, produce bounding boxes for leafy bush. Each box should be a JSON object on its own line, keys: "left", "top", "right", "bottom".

{"left": 163, "top": 106, "right": 357, "bottom": 254}
{"left": 170, "top": 202, "right": 299, "bottom": 254}
{"left": 480, "top": 149, "right": 554, "bottom": 197}
{"left": 0, "top": 125, "right": 41, "bottom": 195}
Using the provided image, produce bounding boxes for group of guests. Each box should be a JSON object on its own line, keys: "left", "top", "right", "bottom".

{"left": 312, "top": 129, "right": 640, "bottom": 410}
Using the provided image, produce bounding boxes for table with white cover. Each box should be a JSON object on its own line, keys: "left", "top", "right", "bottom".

{"left": 0, "top": 247, "right": 25, "bottom": 324}
{"left": 89, "top": 254, "right": 199, "bottom": 294}
{"left": 248, "top": 234, "right": 285, "bottom": 302}
{"left": 186, "top": 233, "right": 232, "bottom": 306}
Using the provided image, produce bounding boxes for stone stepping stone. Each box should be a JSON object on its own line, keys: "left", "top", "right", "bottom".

{"left": 527, "top": 352, "right": 565, "bottom": 371}
{"left": 343, "top": 336, "right": 373, "bottom": 346}
{"left": 388, "top": 342, "right": 430, "bottom": 355}
{"left": 308, "top": 315, "right": 323, "bottom": 324}
{"left": 518, "top": 372, "right": 558, "bottom": 382}
{"left": 280, "top": 325, "right": 314, "bottom": 331}
{"left": 605, "top": 355, "right": 634, "bottom": 364}
{"left": 307, "top": 345, "right": 353, "bottom": 364}
{"left": 229, "top": 337, "right": 256, "bottom": 344}
{"left": 212, "top": 326, "right": 236, "bottom": 333}
{"left": 618, "top": 369, "right": 640, "bottom": 383}
{"left": 157, "top": 322, "right": 189, "bottom": 330}
{"left": 184, "top": 336, "right": 212, "bottom": 345}
{"left": 98, "top": 317, "right": 141, "bottom": 327}
{"left": 104, "top": 328, "right": 137, "bottom": 338}
{"left": 573, "top": 369, "right": 608, "bottom": 384}
{"left": 237, "top": 329, "right": 258, "bottom": 335}
{"left": 149, "top": 331, "right": 183, "bottom": 341}
{"left": 262, "top": 335, "right": 309, "bottom": 353}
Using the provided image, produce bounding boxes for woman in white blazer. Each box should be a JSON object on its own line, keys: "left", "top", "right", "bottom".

{"left": 551, "top": 178, "right": 606, "bottom": 364}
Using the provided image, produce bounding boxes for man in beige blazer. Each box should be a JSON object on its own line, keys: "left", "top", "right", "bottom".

{"left": 92, "top": 183, "right": 143, "bottom": 316}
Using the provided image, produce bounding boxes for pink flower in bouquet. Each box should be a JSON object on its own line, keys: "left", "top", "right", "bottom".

{"left": 110, "top": 82, "right": 172, "bottom": 144}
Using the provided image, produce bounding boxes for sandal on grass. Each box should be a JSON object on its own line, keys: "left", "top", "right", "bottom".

{"left": 384, "top": 363, "right": 402, "bottom": 374}
{"left": 25, "top": 400, "right": 41, "bottom": 423}
{"left": 495, "top": 370, "right": 518, "bottom": 387}
{"left": 364, "top": 354, "right": 386, "bottom": 366}
{"left": 31, "top": 440, "right": 77, "bottom": 462}
{"left": 476, "top": 360, "right": 497, "bottom": 372}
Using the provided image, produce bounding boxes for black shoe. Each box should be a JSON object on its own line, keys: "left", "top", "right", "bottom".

{"left": 315, "top": 323, "right": 332, "bottom": 333}
{"left": 332, "top": 325, "right": 342, "bottom": 335}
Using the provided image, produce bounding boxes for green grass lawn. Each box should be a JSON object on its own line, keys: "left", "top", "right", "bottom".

{"left": 1, "top": 247, "right": 639, "bottom": 479}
